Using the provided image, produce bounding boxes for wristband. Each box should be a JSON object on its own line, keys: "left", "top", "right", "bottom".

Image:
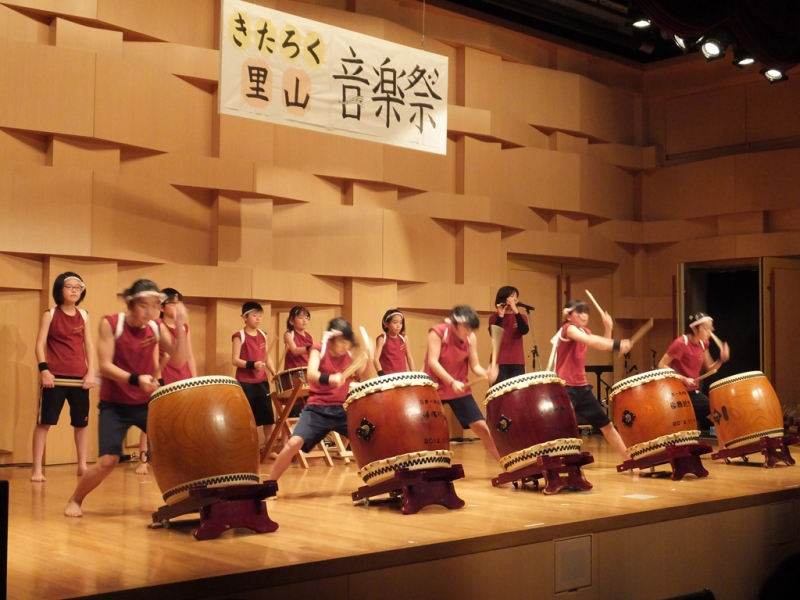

{"left": 306, "top": 345, "right": 312, "bottom": 353}
{"left": 319, "top": 373, "right": 331, "bottom": 386}
{"left": 128, "top": 374, "right": 140, "bottom": 387}
{"left": 245, "top": 360, "right": 255, "bottom": 370}
{"left": 612, "top": 340, "right": 621, "bottom": 351}
{"left": 377, "top": 370, "right": 385, "bottom": 377}
{"left": 158, "top": 378, "right": 165, "bottom": 386}
{"left": 38, "top": 362, "right": 49, "bottom": 373}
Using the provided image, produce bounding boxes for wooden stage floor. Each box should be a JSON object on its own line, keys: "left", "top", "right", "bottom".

{"left": 4, "top": 435, "right": 800, "bottom": 599}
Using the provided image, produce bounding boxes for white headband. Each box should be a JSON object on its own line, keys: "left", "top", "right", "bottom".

{"left": 562, "top": 307, "right": 575, "bottom": 318}
{"left": 64, "top": 276, "right": 85, "bottom": 290}
{"left": 690, "top": 316, "right": 713, "bottom": 328}
{"left": 383, "top": 311, "right": 403, "bottom": 323}
{"left": 320, "top": 329, "right": 343, "bottom": 357}
{"left": 242, "top": 308, "right": 261, "bottom": 316}
{"left": 125, "top": 290, "right": 166, "bottom": 302}
{"left": 449, "top": 315, "right": 471, "bottom": 324}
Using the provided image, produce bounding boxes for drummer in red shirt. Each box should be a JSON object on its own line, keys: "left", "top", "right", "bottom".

{"left": 374, "top": 309, "right": 416, "bottom": 375}
{"left": 554, "top": 299, "right": 631, "bottom": 460}
{"left": 423, "top": 306, "right": 501, "bottom": 462}
{"left": 269, "top": 317, "right": 372, "bottom": 482}
{"left": 65, "top": 279, "right": 187, "bottom": 517}
{"left": 658, "top": 312, "right": 730, "bottom": 431}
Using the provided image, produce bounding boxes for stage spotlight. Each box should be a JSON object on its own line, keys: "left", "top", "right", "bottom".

{"left": 732, "top": 45, "right": 755, "bottom": 67}
{"left": 700, "top": 29, "right": 732, "bottom": 61}
{"left": 761, "top": 68, "right": 788, "bottom": 83}
{"left": 672, "top": 34, "right": 687, "bottom": 50}
{"left": 631, "top": 16, "right": 651, "bottom": 29}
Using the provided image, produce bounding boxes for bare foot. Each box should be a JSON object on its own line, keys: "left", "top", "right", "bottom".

{"left": 31, "top": 471, "right": 46, "bottom": 482}
{"left": 135, "top": 462, "right": 148, "bottom": 475}
{"left": 77, "top": 465, "right": 87, "bottom": 477}
{"left": 64, "top": 500, "right": 83, "bottom": 517}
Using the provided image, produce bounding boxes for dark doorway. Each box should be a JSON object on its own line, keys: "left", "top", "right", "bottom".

{"left": 685, "top": 265, "right": 761, "bottom": 427}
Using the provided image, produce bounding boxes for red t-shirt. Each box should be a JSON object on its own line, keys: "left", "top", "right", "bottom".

{"left": 489, "top": 313, "right": 528, "bottom": 365}
{"left": 100, "top": 314, "right": 158, "bottom": 406}
{"left": 307, "top": 342, "right": 353, "bottom": 406}
{"left": 378, "top": 333, "right": 407, "bottom": 374}
{"left": 233, "top": 329, "right": 267, "bottom": 384}
{"left": 666, "top": 335, "right": 706, "bottom": 391}
{"left": 46, "top": 306, "right": 88, "bottom": 378}
{"left": 555, "top": 323, "right": 589, "bottom": 386}
{"left": 423, "top": 322, "right": 471, "bottom": 400}
{"left": 159, "top": 320, "right": 191, "bottom": 385}
{"left": 284, "top": 330, "right": 313, "bottom": 370}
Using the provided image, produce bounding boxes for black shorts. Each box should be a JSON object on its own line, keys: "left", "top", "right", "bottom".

{"left": 565, "top": 385, "right": 611, "bottom": 429}
{"left": 38, "top": 378, "right": 89, "bottom": 428}
{"left": 444, "top": 394, "right": 486, "bottom": 429}
{"left": 239, "top": 381, "right": 275, "bottom": 426}
{"left": 688, "top": 389, "right": 711, "bottom": 426}
{"left": 291, "top": 405, "right": 348, "bottom": 453}
{"left": 495, "top": 364, "right": 525, "bottom": 385}
{"left": 98, "top": 401, "right": 148, "bottom": 457}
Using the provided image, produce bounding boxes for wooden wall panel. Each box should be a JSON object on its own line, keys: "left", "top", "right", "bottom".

{"left": 382, "top": 212, "right": 456, "bottom": 283}
{"left": 0, "top": 129, "right": 47, "bottom": 167}
{"left": 272, "top": 203, "right": 384, "bottom": 278}
{"left": 92, "top": 173, "right": 213, "bottom": 265}
{"left": 735, "top": 148, "right": 800, "bottom": 213}
{"left": 94, "top": 53, "right": 213, "bottom": 154}
{"left": 49, "top": 136, "right": 120, "bottom": 173}
{"left": 0, "top": 164, "right": 93, "bottom": 256}
{"left": 0, "top": 3, "right": 50, "bottom": 44}
{"left": 0, "top": 254, "right": 42, "bottom": 291}
{"left": 665, "top": 86, "right": 747, "bottom": 156}
{"left": 96, "top": 0, "right": 216, "bottom": 48}
{"left": 122, "top": 41, "right": 219, "bottom": 82}
{"left": 745, "top": 77, "right": 800, "bottom": 144}
{"left": 50, "top": 16, "right": 122, "bottom": 55}
{"left": 0, "top": 39, "right": 95, "bottom": 136}
{"left": 2, "top": 0, "right": 97, "bottom": 20}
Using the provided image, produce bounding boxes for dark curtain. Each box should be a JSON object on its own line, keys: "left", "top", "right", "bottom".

{"left": 635, "top": 0, "right": 800, "bottom": 71}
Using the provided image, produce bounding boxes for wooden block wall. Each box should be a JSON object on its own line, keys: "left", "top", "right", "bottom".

{"left": 2, "top": 0, "right": 800, "bottom": 465}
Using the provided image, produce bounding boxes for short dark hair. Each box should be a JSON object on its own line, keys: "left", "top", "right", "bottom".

{"left": 159, "top": 288, "right": 183, "bottom": 318}
{"left": 327, "top": 317, "right": 357, "bottom": 345}
{"left": 123, "top": 279, "right": 159, "bottom": 308}
{"left": 242, "top": 301, "right": 264, "bottom": 316}
{"left": 381, "top": 309, "right": 405, "bottom": 334}
{"left": 52, "top": 272, "right": 86, "bottom": 306}
{"left": 494, "top": 286, "right": 519, "bottom": 306}
{"left": 286, "top": 306, "right": 310, "bottom": 331}
{"left": 450, "top": 305, "right": 480, "bottom": 329}
{"left": 565, "top": 299, "right": 589, "bottom": 316}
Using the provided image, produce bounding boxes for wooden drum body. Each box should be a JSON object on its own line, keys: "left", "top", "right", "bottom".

{"left": 147, "top": 376, "right": 260, "bottom": 505}
{"left": 274, "top": 367, "right": 309, "bottom": 400}
{"left": 484, "top": 372, "right": 582, "bottom": 473}
{"left": 343, "top": 372, "right": 452, "bottom": 486}
{"left": 709, "top": 371, "right": 784, "bottom": 449}
{"left": 610, "top": 369, "right": 700, "bottom": 460}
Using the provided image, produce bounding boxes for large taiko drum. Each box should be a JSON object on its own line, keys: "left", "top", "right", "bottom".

{"left": 709, "top": 371, "right": 784, "bottom": 449}
{"left": 610, "top": 368, "right": 700, "bottom": 460}
{"left": 484, "top": 372, "right": 582, "bottom": 473}
{"left": 343, "top": 372, "right": 452, "bottom": 486}
{"left": 274, "top": 367, "right": 309, "bottom": 400}
{"left": 147, "top": 376, "right": 261, "bottom": 505}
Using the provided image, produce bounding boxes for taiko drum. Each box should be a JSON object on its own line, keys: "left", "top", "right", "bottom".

{"left": 147, "top": 376, "right": 260, "bottom": 505}
{"left": 343, "top": 372, "right": 452, "bottom": 486}
{"left": 709, "top": 371, "right": 784, "bottom": 449}
{"left": 610, "top": 369, "right": 700, "bottom": 460}
{"left": 273, "top": 367, "right": 309, "bottom": 400}
{"left": 484, "top": 372, "right": 582, "bottom": 473}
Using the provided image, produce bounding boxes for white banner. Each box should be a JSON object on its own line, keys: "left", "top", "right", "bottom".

{"left": 219, "top": 0, "right": 449, "bottom": 155}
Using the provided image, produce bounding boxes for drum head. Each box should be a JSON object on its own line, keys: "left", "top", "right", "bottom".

{"left": 609, "top": 368, "right": 679, "bottom": 400}
{"left": 484, "top": 371, "right": 564, "bottom": 404}
{"left": 150, "top": 375, "right": 241, "bottom": 403}
{"left": 708, "top": 371, "right": 766, "bottom": 392}
{"left": 344, "top": 372, "right": 437, "bottom": 409}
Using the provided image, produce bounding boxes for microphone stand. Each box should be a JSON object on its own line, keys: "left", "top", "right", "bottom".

{"left": 523, "top": 306, "right": 542, "bottom": 371}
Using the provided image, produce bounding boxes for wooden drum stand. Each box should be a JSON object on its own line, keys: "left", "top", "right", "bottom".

{"left": 712, "top": 434, "right": 800, "bottom": 467}
{"left": 616, "top": 442, "right": 713, "bottom": 480}
{"left": 352, "top": 465, "right": 466, "bottom": 515}
{"left": 492, "top": 452, "right": 594, "bottom": 494}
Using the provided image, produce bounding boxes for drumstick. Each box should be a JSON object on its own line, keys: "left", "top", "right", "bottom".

{"left": 620, "top": 318, "right": 654, "bottom": 356}
{"left": 585, "top": 289, "right": 604, "bottom": 315}
{"left": 155, "top": 353, "right": 170, "bottom": 379}
{"left": 359, "top": 326, "right": 375, "bottom": 359}
{"left": 695, "top": 368, "right": 718, "bottom": 382}
{"left": 710, "top": 332, "right": 725, "bottom": 350}
{"left": 52, "top": 377, "right": 85, "bottom": 388}
{"left": 338, "top": 353, "right": 367, "bottom": 384}
{"left": 489, "top": 324, "right": 504, "bottom": 369}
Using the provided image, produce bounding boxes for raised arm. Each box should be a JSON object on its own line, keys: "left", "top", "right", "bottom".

{"left": 566, "top": 324, "right": 631, "bottom": 354}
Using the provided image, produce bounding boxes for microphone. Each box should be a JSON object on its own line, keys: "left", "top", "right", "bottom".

{"left": 517, "top": 302, "right": 535, "bottom": 311}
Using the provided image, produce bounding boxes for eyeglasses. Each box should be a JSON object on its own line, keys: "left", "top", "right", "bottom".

{"left": 163, "top": 301, "right": 179, "bottom": 306}
{"left": 64, "top": 284, "right": 84, "bottom": 291}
